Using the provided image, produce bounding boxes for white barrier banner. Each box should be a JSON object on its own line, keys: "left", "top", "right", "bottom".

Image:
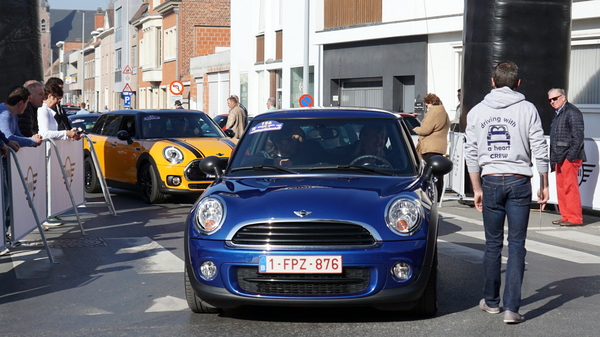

{"left": 448, "top": 132, "right": 465, "bottom": 196}
{"left": 448, "top": 134, "right": 600, "bottom": 210}
{"left": 48, "top": 140, "right": 84, "bottom": 217}
{"left": 11, "top": 146, "right": 47, "bottom": 241}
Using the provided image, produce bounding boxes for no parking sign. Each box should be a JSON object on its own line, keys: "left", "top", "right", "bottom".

{"left": 298, "top": 94, "right": 314, "bottom": 107}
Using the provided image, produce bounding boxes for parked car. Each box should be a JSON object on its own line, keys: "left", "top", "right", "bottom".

{"left": 184, "top": 107, "right": 452, "bottom": 315}
{"left": 68, "top": 113, "right": 102, "bottom": 133}
{"left": 212, "top": 114, "right": 254, "bottom": 131}
{"left": 397, "top": 112, "right": 421, "bottom": 146}
{"left": 84, "top": 109, "right": 236, "bottom": 203}
{"left": 62, "top": 105, "right": 81, "bottom": 115}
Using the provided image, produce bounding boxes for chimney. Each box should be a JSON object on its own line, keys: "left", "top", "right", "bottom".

{"left": 94, "top": 10, "right": 104, "bottom": 30}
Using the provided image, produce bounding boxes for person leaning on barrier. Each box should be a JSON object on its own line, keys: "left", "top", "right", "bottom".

{"left": 45, "top": 77, "right": 72, "bottom": 131}
{"left": 0, "top": 86, "right": 43, "bottom": 148}
{"left": 37, "top": 84, "right": 81, "bottom": 141}
{"left": 18, "top": 80, "right": 44, "bottom": 137}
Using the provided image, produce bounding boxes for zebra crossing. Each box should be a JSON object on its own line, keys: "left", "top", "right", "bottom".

{"left": 439, "top": 211, "right": 600, "bottom": 264}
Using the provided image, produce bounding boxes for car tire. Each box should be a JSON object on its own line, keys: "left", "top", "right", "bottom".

{"left": 84, "top": 156, "right": 101, "bottom": 193}
{"left": 139, "top": 163, "right": 166, "bottom": 204}
{"left": 184, "top": 268, "right": 221, "bottom": 313}
{"left": 412, "top": 247, "right": 438, "bottom": 316}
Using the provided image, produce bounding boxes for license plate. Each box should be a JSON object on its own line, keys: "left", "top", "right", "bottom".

{"left": 259, "top": 255, "right": 342, "bottom": 274}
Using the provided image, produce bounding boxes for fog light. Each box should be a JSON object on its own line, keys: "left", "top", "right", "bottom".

{"left": 199, "top": 261, "right": 217, "bottom": 281}
{"left": 392, "top": 262, "right": 412, "bottom": 281}
{"left": 167, "top": 175, "right": 182, "bottom": 186}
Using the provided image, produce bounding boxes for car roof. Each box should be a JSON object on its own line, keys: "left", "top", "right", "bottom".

{"left": 68, "top": 113, "right": 102, "bottom": 118}
{"left": 252, "top": 107, "right": 400, "bottom": 120}
{"left": 99, "top": 109, "right": 208, "bottom": 116}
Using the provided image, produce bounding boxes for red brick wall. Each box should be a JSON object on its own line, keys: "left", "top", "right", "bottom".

{"left": 180, "top": 0, "right": 231, "bottom": 111}
{"left": 180, "top": 0, "right": 230, "bottom": 79}
{"left": 194, "top": 27, "right": 231, "bottom": 57}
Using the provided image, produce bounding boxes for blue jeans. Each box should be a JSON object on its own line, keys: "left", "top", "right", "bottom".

{"left": 481, "top": 175, "right": 531, "bottom": 313}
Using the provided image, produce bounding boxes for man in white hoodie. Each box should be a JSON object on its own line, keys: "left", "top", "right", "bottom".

{"left": 465, "top": 61, "right": 549, "bottom": 324}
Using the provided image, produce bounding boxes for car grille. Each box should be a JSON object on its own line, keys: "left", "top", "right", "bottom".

{"left": 231, "top": 222, "right": 376, "bottom": 247}
{"left": 188, "top": 183, "right": 211, "bottom": 190}
{"left": 236, "top": 267, "right": 370, "bottom": 296}
{"left": 184, "top": 158, "right": 228, "bottom": 181}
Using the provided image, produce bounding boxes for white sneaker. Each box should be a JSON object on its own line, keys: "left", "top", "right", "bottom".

{"left": 479, "top": 299, "right": 500, "bottom": 314}
{"left": 504, "top": 310, "right": 525, "bottom": 324}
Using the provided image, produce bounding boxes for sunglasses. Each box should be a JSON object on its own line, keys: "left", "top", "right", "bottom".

{"left": 548, "top": 96, "right": 562, "bottom": 102}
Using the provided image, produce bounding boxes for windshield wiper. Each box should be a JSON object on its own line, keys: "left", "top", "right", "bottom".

{"left": 309, "top": 165, "right": 394, "bottom": 176}
{"left": 231, "top": 165, "right": 298, "bottom": 174}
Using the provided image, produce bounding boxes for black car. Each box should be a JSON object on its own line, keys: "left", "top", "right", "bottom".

{"left": 212, "top": 114, "right": 254, "bottom": 130}
{"left": 62, "top": 105, "right": 81, "bottom": 115}
{"left": 68, "top": 113, "right": 102, "bottom": 133}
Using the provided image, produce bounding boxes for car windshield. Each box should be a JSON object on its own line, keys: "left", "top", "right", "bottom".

{"left": 228, "top": 117, "right": 416, "bottom": 176}
{"left": 140, "top": 112, "right": 224, "bottom": 139}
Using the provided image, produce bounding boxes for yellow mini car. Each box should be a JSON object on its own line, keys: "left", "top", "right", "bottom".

{"left": 84, "top": 109, "right": 237, "bottom": 203}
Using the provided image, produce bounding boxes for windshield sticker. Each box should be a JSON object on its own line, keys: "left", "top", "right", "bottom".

{"left": 143, "top": 115, "right": 161, "bottom": 121}
{"left": 249, "top": 120, "right": 284, "bottom": 134}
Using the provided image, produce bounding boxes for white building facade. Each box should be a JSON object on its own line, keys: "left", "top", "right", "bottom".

{"left": 231, "top": 0, "right": 600, "bottom": 131}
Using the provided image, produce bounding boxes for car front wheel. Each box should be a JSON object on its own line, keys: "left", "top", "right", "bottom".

{"left": 412, "top": 247, "right": 438, "bottom": 316}
{"left": 184, "top": 268, "right": 221, "bottom": 313}
{"left": 138, "top": 163, "right": 166, "bottom": 204}
{"left": 84, "top": 156, "right": 101, "bottom": 193}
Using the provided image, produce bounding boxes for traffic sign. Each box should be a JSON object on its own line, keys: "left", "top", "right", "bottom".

{"left": 122, "top": 65, "right": 133, "bottom": 74}
{"left": 169, "top": 80, "right": 184, "bottom": 95}
{"left": 122, "top": 92, "right": 132, "bottom": 109}
{"left": 122, "top": 83, "right": 133, "bottom": 92}
{"left": 298, "top": 94, "right": 314, "bottom": 107}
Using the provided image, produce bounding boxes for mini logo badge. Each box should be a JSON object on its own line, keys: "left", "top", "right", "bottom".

{"left": 294, "top": 210, "right": 312, "bottom": 217}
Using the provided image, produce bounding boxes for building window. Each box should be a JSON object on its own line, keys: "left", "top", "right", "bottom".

{"left": 290, "top": 66, "right": 314, "bottom": 108}
{"left": 164, "top": 27, "right": 177, "bottom": 61}
{"left": 115, "top": 7, "right": 122, "bottom": 42}
{"left": 256, "top": 35, "right": 265, "bottom": 63}
{"left": 240, "top": 72, "right": 248, "bottom": 110}
{"left": 41, "top": 19, "right": 46, "bottom": 32}
{"left": 275, "top": 30, "right": 283, "bottom": 60}
{"left": 324, "top": 0, "right": 382, "bottom": 29}
{"left": 570, "top": 44, "right": 600, "bottom": 104}
{"left": 115, "top": 48, "right": 122, "bottom": 82}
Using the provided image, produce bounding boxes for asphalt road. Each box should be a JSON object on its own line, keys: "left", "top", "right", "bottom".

{"left": 1, "top": 190, "right": 599, "bottom": 336}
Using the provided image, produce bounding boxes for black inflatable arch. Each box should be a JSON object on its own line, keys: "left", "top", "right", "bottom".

{"left": 0, "top": 0, "right": 43, "bottom": 100}
{"left": 462, "top": 0, "right": 572, "bottom": 134}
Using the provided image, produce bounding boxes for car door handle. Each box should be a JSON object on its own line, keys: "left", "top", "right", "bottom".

{"left": 111, "top": 142, "right": 118, "bottom": 146}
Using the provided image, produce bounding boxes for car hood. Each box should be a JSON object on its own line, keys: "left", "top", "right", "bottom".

{"left": 195, "top": 175, "right": 433, "bottom": 241}
{"left": 154, "top": 138, "right": 236, "bottom": 159}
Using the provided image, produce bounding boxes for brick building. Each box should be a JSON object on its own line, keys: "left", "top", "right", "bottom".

{"left": 132, "top": 0, "right": 230, "bottom": 111}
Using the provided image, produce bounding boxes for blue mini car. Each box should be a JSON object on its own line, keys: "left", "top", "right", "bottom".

{"left": 184, "top": 108, "right": 452, "bottom": 315}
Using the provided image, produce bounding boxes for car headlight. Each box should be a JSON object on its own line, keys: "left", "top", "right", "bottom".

{"left": 195, "top": 197, "right": 225, "bottom": 234}
{"left": 163, "top": 146, "right": 184, "bottom": 164}
{"left": 385, "top": 197, "right": 424, "bottom": 236}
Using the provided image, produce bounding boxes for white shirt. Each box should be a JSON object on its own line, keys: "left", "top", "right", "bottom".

{"left": 37, "top": 103, "right": 70, "bottom": 140}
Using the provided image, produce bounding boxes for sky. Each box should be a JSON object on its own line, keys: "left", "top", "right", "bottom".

{"left": 49, "top": 0, "right": 113, "bottom": 11}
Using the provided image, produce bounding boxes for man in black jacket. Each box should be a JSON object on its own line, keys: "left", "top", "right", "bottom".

{"left": 18, "top": 80, "right": 44, "bottom": 137}
{"left": 548, "top": 88, "right": 586, "bottom": 226}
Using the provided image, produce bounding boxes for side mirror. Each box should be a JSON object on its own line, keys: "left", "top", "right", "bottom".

{"left": 224, "top": 129, "right": 236, "bottom": 138}
{"left": 116, "top": 130, "right": 129, "bottom": 140}
{"left": 200, "top": 156, "right": 224, "bottom": 178}
{"left": 424, "top": 155, "right": 453, "bottom": 179}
